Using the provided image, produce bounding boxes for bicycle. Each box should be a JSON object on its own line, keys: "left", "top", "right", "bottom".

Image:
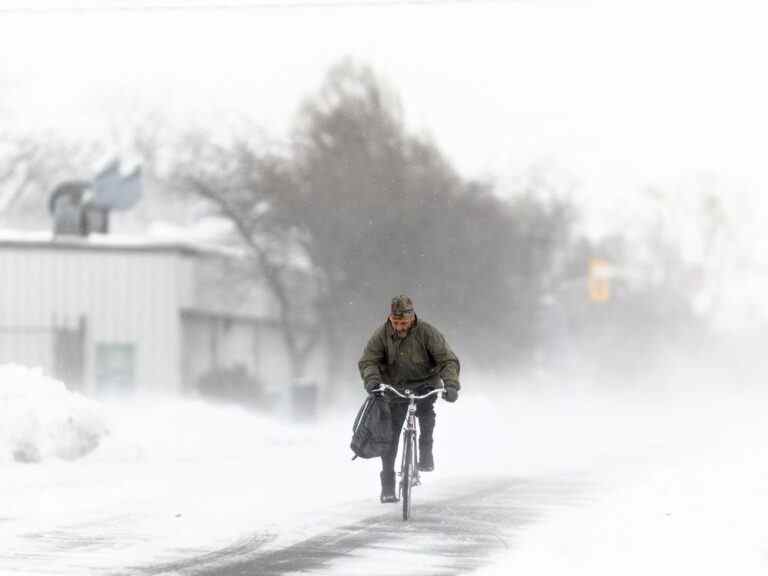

{"left": 376, "top": 383, "right": 443, "bottom": 521}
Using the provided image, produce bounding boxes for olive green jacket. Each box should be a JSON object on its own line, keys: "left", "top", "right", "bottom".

{"left": 358, "top": 317, "right": 461, "bottom": 391}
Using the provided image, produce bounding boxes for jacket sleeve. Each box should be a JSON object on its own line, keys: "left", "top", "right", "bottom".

{"left": 358, "top": 328, "right": 386, "bottom": 390}
{"left": 425, "top": 326, "right": 461, "bottom": 390}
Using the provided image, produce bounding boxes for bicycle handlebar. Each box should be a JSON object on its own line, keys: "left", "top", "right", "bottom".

{"left": 374, "top": 383, "right": 444, "bottom": 400}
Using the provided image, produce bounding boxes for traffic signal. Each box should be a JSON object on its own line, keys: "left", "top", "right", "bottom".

{"left": 588, "top": 259, "right": 611, "bottom": 302}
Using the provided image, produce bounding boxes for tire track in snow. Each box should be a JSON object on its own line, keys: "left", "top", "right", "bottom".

{"left": 138, "top": 475, "right": 590, "bottom": 576}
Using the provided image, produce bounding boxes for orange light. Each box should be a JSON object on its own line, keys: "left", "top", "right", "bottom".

{"left": 588, "top": 259, "right": 611, "bottom": 302}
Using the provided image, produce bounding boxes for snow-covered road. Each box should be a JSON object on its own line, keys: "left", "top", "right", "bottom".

{"left": 136, "top": 475, "right": 588, "bottom": 576}
{"left": 3, "top": 364, "right": 768, "bottom": 576}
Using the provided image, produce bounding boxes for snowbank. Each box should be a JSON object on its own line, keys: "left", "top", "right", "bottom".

{"left": 0, "top": 364, "right": 107, "bottom": 463}
{"left": 0, "top": 367, "right": 374, "bottom": 575}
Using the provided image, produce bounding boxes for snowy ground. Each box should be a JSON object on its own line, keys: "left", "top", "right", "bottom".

{"left": 474, "top": 380, "right": 768, "bottom": 576}
{"left": 1, "top": 363, "right": 767, "bottom": 575}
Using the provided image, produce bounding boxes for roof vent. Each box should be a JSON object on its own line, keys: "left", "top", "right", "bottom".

{"left": 49, "top": 159, "right": 143, "bottom": 237}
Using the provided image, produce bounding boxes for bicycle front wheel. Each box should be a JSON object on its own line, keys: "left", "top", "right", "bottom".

{"left": 402, "top": 432, "right": 415, "bottom": 520}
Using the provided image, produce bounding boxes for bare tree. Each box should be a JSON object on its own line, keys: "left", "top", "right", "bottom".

{"left": 173, "top": 134, "right": 321, "bottom": 386}
{"left": 175, "top": 61, "right": 584, "bottom": 396}
{"left": 290, "top": 61, "right": 579, "bottom": 377}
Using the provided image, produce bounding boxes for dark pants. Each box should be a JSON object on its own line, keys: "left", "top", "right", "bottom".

{"left": 381, "top": 394, "right": 436, "bottom": 474}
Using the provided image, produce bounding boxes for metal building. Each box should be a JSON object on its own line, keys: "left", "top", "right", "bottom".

{"left": 0, "top": 231, "right": 323, "bottom": 408}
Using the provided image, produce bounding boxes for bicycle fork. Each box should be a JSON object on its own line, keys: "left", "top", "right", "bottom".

{"left": 399, "top": 405, "right": 421, "bottom": 488}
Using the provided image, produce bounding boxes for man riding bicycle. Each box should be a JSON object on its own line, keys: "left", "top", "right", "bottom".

{"left": 358, "top": 295, "right": 461, "bottom": 503}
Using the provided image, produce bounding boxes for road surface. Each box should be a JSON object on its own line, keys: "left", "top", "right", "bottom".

{"left": 135, "top": 475, "right": 589, "bottom": 576}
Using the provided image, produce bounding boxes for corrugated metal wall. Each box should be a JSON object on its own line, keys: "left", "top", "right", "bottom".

{"left": 0, "top": 244, "right": 181, "bottom": 394}
{"left": 0, "top": 240, "right": 325, "bottom": 404}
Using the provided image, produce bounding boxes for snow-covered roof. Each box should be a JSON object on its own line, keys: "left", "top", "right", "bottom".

{"left": 0, "top": 219, "right": 313, "bottom": 272}
{"left": 0, "top": 227, "right": 241, "bottom": 259}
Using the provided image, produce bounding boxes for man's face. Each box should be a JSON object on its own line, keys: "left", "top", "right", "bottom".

{"left": 389, "top": 314, "right": 415, "bottom": 338}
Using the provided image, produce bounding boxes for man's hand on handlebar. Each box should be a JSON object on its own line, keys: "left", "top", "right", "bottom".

{"left": 365, "top": 380, "right": 382, "bottom": 394}
{"left": 442, "top": 386, "right": 458, "bottom": 403}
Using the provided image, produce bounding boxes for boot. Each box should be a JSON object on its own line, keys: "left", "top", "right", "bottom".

{"left": 418, "top": 435, "right": 434, "bottom": 472}
{"left": 418, "top": 413, "right": 435, "bottom": 472}
{"left": 380, "top": 470, "right": 398, "bottom": 503}
{"left": 417, "top": 447, "right": 434, "bottom": 472}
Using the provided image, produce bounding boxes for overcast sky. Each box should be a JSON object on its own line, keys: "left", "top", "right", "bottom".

{"left": 1, "top": 0, "right": 767, "bottom": 242}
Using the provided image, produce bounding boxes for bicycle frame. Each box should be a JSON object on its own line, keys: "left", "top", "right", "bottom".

{"left": 376, "top": 384, "right": 443, "bottom": 520}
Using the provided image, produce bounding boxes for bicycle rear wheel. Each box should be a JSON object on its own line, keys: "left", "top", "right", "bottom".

{"left": 402, "top": 432, "right": 415, "bottom": 520}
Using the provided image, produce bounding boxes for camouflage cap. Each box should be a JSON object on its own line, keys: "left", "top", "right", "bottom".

{"left": 390, "top": 295, "right": 415, "bottom": 318}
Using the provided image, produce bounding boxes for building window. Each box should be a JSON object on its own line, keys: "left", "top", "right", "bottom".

{"left": 95, "top": 343, "right": 135, "bottom": 394}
